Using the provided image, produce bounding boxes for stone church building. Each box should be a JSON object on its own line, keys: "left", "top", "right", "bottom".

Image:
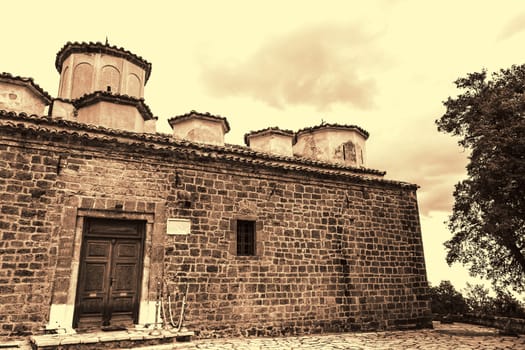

{"left": 0, "top": 42, "right": 432, "bottom": 344}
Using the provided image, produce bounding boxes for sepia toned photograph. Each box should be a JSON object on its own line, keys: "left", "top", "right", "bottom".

{"left": 0, "top": 1, "right": 524, "bottom": 349}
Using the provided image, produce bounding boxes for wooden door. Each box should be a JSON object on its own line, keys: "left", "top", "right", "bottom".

{"left": 74, "top": 218, "right": 145, "bottom": 330}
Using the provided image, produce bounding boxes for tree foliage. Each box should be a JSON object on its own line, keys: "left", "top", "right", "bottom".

{"left": 463, "top": 282, "right": 525, "bottom": 318}
{"left": 436, "top": 65, "right": 525, "bottom": 292}
{"left": 430, "top": 281, "right": 525, "bottom": 318}
{"left": 463, "top": 283, "right": 494, "bottom": 315}
{"left": 429, "top": 280, "right": 468, "bottom": 315}
{"left": 492, "top": 288, "right": 525, "bottom": 318}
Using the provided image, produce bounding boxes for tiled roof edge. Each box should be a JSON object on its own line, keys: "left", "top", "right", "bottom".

{"left": 52, "top": 97, "right": 74, "bottom": 103}
{"left": 244, "top": 127, "right": 294, "bottom": 146}
{"left": 168, "top": 110, "right": 231, "bottom": 133}
{"left": 55, "top": 41, "right": 152, "bottom": 83}
{"left": 0, "top": 72, "right": 53, "bottom": 104}
{"left": 294, "top": 123, "right": 370, "bottom": 144}
{"left": 72, "top": 91, "right": 156, "bottom": 121}
{"left": 0, "top": 110, "right": 409, "bottom": 187}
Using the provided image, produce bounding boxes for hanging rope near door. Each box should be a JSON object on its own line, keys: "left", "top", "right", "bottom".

{"left": 158, "top": 273, "right": 189, "bottom": 333}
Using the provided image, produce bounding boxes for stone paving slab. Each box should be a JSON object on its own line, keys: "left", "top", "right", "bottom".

{"left": 190, "top": 322, "right": 525, "bottom": 350}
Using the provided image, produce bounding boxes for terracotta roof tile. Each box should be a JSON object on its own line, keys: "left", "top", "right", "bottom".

{"left": 244, "top": 127, "right": 294, "bottom": 146}
{"left": 52, "top": 97, "right": 74, "bottom": 103}
{"left": 0, "top": 72, "right": 53, "bottom": 104}
{"left": 0, "top": 111, "right": 416, "bottom": 188}
{"left": 72, "top": 91, "right": 156, "bottom": 121}
{"left": 168, "top": 110, "right": 231, "bottom": 133}
{"left": 55, "top": 41, "right": 152, "bottom": 83}
{"left": 294, "top": 123, "right": 369, "bottom": 144}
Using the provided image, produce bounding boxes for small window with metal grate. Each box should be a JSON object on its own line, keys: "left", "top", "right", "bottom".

{"left": 236, "top": 220, "right": 256, "bottom": 256}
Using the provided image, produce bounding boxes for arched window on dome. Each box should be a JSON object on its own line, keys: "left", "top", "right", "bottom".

{"left": 342, "top": 141, "right": 357, "bottom": 165}
{"left": 101, "top": 65, "right": 120, "bottom": 94}
{"left": 58, "top": 66, "right": 70, "bottom": 98}
{"left": 127, "top": 73, "right": 141, "bottom": 98}
{"left": 71, "top": 63, "right": 93, "bottom": 99}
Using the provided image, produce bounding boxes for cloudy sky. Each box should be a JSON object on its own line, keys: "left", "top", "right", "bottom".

{"left": 3, "top": 0, "right": 525, "bottom": 292}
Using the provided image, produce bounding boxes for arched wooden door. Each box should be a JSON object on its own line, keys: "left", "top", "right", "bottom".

{"left": 74, "top": 218, "right": 145, "bottom": 330}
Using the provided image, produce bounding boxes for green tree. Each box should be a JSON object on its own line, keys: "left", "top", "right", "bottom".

{"left": 436, "top": 66, "right": 525, "bottom": 292}
{"left": 429, "top": 280, "right": 468, "bottom": 315}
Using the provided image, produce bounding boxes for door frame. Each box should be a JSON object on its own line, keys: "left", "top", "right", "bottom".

{"left": 73, "top": 217, "right": 146, "bottom": 329}
{"left": 46, "top": 204, "right": 162, "bottom": 334}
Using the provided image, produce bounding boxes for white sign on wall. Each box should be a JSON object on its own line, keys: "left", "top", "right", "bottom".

{"left": 166, "top": 218, "right": 191, "bottom": 235}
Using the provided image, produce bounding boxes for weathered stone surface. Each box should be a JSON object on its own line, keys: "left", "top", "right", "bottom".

{"left": 0, "top": 74, "right": 51, "bottom": 115}
{"left": 0, "top": 113, "right": 432, "bottom": 337}
{"left": 191, "top": 322, "right": 525, "bottom": 349}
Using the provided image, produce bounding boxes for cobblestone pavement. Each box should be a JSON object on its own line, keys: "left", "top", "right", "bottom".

{"left": 190, "top": 322, "right": 525, "bottom": 349}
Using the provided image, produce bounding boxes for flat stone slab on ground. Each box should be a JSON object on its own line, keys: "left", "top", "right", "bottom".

{"left": 191, "top": 322, "right": 525, "bottom": 350}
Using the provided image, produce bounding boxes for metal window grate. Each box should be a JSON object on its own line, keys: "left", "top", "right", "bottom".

{"left": 236, "top": 220, "right": 255, "bottom": 256}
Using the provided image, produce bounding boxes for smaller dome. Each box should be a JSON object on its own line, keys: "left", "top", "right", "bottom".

{"left": 293, "top": 123, "right": 369, "bottom": 167}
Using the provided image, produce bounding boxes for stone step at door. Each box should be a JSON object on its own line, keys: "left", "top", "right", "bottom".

{"left": 29, "top": 329, "right": 194, "bottom": 350}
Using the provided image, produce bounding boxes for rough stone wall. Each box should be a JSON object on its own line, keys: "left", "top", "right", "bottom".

{"left": 0, "top": 123, "right": 431, "bottom": 337}
{"left": 0, "top": 128, "right": 170, "bottom": 336}
{"left": 164, "top": 164, "right": 431, "bottom": 337}
{"left": 0, "top": 135, "right": 60, "bottom": 335}
{"left": 47, "top": 144, "right": 169, "bottom": 309}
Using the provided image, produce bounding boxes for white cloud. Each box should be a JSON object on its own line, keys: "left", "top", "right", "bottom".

{"left": 200, "top": 23, "right": 387, "bottom": 111}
